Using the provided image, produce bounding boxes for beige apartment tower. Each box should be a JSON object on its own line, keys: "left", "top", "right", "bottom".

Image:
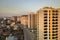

{"left": 28, "top": 12, "right": 37, "bottom": 40}
{"left": 28, "top": 13, "right": 35, "bottom": 30}
{"left": 36, "top": 7, "right": 60, "bottom": 40}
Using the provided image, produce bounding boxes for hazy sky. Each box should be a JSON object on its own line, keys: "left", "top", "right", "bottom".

{"left": 0, "top": 0, "right": 60, "bottom": 16}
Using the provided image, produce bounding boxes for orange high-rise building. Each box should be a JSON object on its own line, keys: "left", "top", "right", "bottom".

{"left": 36, "top": 7, "right": 60, "bottom": 40}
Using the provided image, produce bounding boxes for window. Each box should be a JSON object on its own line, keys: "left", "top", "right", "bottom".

{"left": 52, "top": 13, "right": 58, "bottom": 15}
{"left": 44, "top": 37, "right": 47, "bottom": 39}
{"left": 44, "top": 22, "right": 47, "bottom": 24}
{"left": 44, "top": 13, "right": 47, "bottom": 15}
{"left": 49, "top": 34, "right": 50, "bottom": 36}
{"left": 49, "top": 19, "right": 50, "bottom": 21}
{"left": 52, "top": 16, "right": 58, "bottom": 18}
{"left": 52, "top": 10, "right": 55, "bottom": 12}
{"left": 56, "top": 13, "right": 58, "bottom": 15}
{"left": 52, "top": 13, "right": 55, "bottom": 15}
{"left": 49, "top": 28, "right": 50, "bottom": 30}
{"left": 44, "top": 34, "right": 47, "bottom": 36}
{"left": 52, "top": 22, "right": 58, "bottom": 24}
{"left": 56, "top": 34, "right": 58, "bottom": 35}
{"left": 44, "top": 28, "right": 47, "bottom": 30}
{"left": 52, "top": 28, "right": 58, "bottom": 30}
{"left": 56, "top": 31, "right": 58, "bottom": 32}
{"left": 52, "top": 19, "right": 58, "bottom": 21}
{"left": 44, "top": 10, "right": 48, "bottom": 12}
{"left": 56, "top": 37, "right": 58, "bottom": 38}
{"left": 52, "top": 25, "right": 58, "bottom": 27}
{"left": 52, "top": 31, "right": 55, "bottom": 33}
{"left": 56, "top": 10, "right": 58, "bottom": 12}
{"left": 44, "top": 16, "right": 47, "bottom": 18}
{"left": 44, "top": 19, "right": 47, "bottom": 21}
{"left": 52, "top": 28, "right": 55, "bottom": 30}
{"left": 52, "top": 31, "right": 58, "bottom": 33}
{"left": 49, "top": 37, "right": 50, "bottom": 39}
{"left": 56, "top": 28, "right": 58, "bottom": 30}
{"left": 44, "top": 25, "right": 47, "bottom": 27}
{"left": 52, "top": 10, "right": 58, "bottom": 12}
{"left": 52, "top": 37, "right": 56, "bottom": 39}
{"left": 52, "top": 34, "right": 56, "bottom": 36}
{"left": 44, "top": 31, "right": 47, "bottom": 33}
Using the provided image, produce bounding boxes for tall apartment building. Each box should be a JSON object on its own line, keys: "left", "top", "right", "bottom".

{"left": 28, "top": 13, "right": 36, "bottom": 32}
{"left": 36, "top": 7, "right": 60, "bottom": 40}
{"left": 28, "top": 12, "right": 37, "bottom": 40}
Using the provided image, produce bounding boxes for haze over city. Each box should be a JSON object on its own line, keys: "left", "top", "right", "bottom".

{"left": 0, "top": 0, "right": 60, "bottom": 40}
{"left": 0, "top": 0, "right": 60, "bottom": 16}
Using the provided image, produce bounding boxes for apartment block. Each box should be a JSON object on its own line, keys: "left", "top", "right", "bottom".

{"left": 36, "top": 7, "right": 60, "bottom": 40}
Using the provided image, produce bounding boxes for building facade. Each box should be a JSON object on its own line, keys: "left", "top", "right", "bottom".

{"left": 28, "top": 12, "right": 37, "bottom": 40}
{"left": 17, "top": 16, "right": 21, "bottom": 23}
{"left": 28, "top": 13, "right": 35, "bottom": 30}
{"left": 20, "top": 15, "right": 28, "bottom": 27}
{"left": 36, "top": 7, "right": 60, "bottom": 40}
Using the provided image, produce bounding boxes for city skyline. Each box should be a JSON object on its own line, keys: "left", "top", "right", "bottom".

{"left": 0, "top": 6, "right": 60, "bottom": 40}
{"left": 0, "top": 0, "right": 60, "bottom": 16}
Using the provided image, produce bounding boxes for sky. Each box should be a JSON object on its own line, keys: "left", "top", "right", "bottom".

{"left": 0, "top": 0, "right": 60, "bottom": 16}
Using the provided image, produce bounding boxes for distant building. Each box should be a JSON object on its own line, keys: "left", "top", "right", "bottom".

{"left": 28, "top": 12, "right": 36, "bottom": 31}
{"left": 17, "top": 16, "right": 21, "bottom": 23}
{"left": 28, "top": 12, "right": 37, "bottom": 40}
{"left": 20, "top": 15, "right": 28, "bottom": 27}
{"left": 10, "top": 16, "right": 17, "bottom": 21}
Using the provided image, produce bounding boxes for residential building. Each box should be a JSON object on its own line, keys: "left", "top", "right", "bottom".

{"left": 28, "top": 12, "right": 37, "bottom": 40}
{"left": 36, "top": 7, "right": 59, "bottom": 40}
{"left": 17, "top": 16, "right": 21, "bottom": 23}
{"left": 20, "top": 15, "right": 28, "bottom": 27}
